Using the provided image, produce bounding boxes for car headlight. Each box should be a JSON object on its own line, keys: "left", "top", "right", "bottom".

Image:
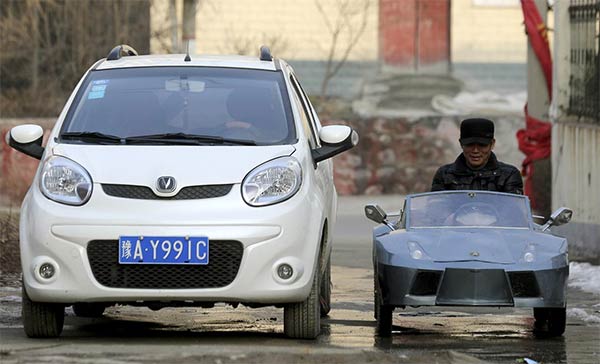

{"left": 40, "top": 156, "right": 93, "bottom": 206}
{"left": 407, "top": 241, "right": 431, "bottom": 260}
{"left": 242, "top": 157, "right": 302, "bottom": 206}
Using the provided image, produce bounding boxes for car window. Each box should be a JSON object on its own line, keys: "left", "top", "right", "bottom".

{"left": 289, "top": 75, "right": 318, "bottom": 149}
{"left": 291, "top": 75, "right": 321, "bottom": 145}
{"left": 408, "top": 192, "right": 530, "bottom": 229}
{"left": 62, "top": 67, "right": 296, "bottom": 145}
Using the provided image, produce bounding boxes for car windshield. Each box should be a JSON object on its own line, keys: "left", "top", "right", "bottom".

{"left": 408, "top": 192, "right": 530, "bottom": 229}
{"left": 61, "top": 67, "right": 296, "bottom": 145}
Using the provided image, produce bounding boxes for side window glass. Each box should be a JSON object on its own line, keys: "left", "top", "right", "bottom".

{"left": 294, "top": 77, "right": 322, "bottom": 133}
{"left": 289, "top": 76, "right": 317, "bottom": 149}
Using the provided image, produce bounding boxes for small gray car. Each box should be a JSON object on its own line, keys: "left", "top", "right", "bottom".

{"left": 365, "top": 191, "right": 573, "bottom": 337}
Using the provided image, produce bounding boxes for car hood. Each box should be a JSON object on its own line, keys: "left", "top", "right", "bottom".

{"left": 51, "top": 144, "right": 295, "bottom": 186}
{"left": 406, "top": 229, "right": 537, "bottom": 264}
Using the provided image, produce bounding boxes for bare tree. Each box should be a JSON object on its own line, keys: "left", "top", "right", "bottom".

{"left": 315, "top": 0, "right": 371, "bottom": 99}
{"left": 220, "top": 30, "right": 289, "bottom": 57}
{"left": 0, "top": 0, "right": 151, "bottom": 117}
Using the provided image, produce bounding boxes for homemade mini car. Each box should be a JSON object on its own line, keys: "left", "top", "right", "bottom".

{"left": 7, "top": 45, "right": 358, "bottom": 339}
{"left": 365, "top": 191, "right": 572, "bottom": 337}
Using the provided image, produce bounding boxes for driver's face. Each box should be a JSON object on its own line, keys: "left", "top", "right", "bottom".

{"left": 461, "top": 139, "right": 495, "bottom": 169}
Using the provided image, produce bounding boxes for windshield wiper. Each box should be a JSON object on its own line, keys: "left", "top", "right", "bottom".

{"left": 126, "top": 133, "right": 256, "bottom": 146}
{"left": 61, "top": 131, "right": 124, "bottom": 144}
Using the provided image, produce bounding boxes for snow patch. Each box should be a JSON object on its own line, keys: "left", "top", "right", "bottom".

{"left": 567, "top": 308, "right": 600, "bottom": 324}
{"left": 431, "top": 91, "right": 526, "bottom": 115}
{"left": 568, "top": 262, "right": 600, "bottom": 295}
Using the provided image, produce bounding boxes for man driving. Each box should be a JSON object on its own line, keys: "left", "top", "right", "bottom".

{"left": 431, "top": 118, "right": 523, "bottom": 194}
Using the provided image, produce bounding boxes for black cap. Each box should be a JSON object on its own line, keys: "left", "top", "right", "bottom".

{"left": 459, "top": 118, "right": 494, "bottom": 145}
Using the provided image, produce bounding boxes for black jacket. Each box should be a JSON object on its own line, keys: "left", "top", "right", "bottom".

{"left": 431, "top": 153, "right": 523, "bottom": 194}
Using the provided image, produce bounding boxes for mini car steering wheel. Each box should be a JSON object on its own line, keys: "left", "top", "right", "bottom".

{"left": 453, "top": 202, "right": 500, "bottom": 226}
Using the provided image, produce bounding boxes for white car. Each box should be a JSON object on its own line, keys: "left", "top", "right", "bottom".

{"left": 7, "top": 45, "right": 358, "bottom": 339}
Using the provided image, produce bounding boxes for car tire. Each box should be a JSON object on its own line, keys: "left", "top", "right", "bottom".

{"left": 374, "top": 280, "right": 393, "bottom": 337}
{"left": 319, "top": 256, "right": 331, "bottom": 317}
{"left": 72, "top": 303, "right": 106, "bottom": 318}
{"left": 22, "top": 284, "right": 64, "bottom": 338}
{"left": 284, "top": 266, "right": 321, "bottom": 339}
{"left": 534, "top": 307, "right": 566, "bottom": 337}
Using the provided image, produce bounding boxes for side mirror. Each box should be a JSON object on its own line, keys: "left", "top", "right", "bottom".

{"left": 6, "top": 124, "right": 45, "bottom": 160}
{"left": 311, "top": 125, "right": 359, "bottom": 163}
{"left": 541, "top": 207, "right": 573, "bottom": 231}
{"left": 365, "top": 204, "right": 395, "bottom": 229}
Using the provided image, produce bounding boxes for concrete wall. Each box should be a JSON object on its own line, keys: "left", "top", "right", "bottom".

{"left": 549, "top": 1, "right": 600, "bottom": 263}
{"left": 163, "top": 0, "right": 381, "bottom": 62}
{"left": 451, "top": 0, "right": 529, "bottom": 63}
{"left": 551, "top": 123, "right": 600, "bottom": 263}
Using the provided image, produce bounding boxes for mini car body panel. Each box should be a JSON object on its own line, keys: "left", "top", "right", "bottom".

{"left": 377, "top": 229, "right": 567, "bottom": 266}
{"left": 49, "top": 143, "right": 296, "bottom": 185}
{"left": 372, "top": 191, "right": 569, "bottom": 309}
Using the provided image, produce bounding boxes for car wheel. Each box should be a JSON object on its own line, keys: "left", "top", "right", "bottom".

{"left": 534, "top": 307, "right": 566, "bottom": 337}
{"left": 319, "top": 256, "right": 331, "bottom": 317}
{"left": 22, "top": 284, "right": 64, "bottom": 338}
{"left": 284, "top": 266, "right": 321, "bottom": 339}
{"left": 72, "top": 303, "right": 106, "bottom": 318}
{"left": 374, "top": 282, "right": 393, "bottom": 337}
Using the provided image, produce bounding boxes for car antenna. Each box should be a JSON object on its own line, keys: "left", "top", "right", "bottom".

{"left": 184, "top": 40, "right": 191, "bottom": 62}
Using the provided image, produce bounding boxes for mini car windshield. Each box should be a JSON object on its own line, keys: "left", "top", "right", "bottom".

{"left": 408, "top": 192, "right": 530, "bottom": 229}
{"left": 61, "top": 67, "right": 296, "bottom": 145}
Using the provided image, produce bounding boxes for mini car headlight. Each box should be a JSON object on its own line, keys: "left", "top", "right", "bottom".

{"left": 521, "top": 243, "right": 536, "bottom": 263}
{"left": 242, "top": 156, "right": 302, "bottom": 206}
{"left": 408, "top": 241, "right": 431, "bottom": 260}
{"left": 40, "top": 156, "right": 93, "bottom": 206}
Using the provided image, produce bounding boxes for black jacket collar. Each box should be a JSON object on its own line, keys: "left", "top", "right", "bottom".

{"left": 452, "top": 152, "right": 499, "bottom": 174}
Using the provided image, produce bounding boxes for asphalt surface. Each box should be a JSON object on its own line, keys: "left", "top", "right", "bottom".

{"left": 0, "top": 195, "right": 598, "bottom": 363}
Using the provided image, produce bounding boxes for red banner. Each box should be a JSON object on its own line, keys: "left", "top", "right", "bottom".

{"left": 517, "top": 0, "right": 552, "bottom": 209}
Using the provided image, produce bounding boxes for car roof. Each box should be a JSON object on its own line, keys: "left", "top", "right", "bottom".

{"left": 95, "top": 54, "right": 279, "bottom": 71}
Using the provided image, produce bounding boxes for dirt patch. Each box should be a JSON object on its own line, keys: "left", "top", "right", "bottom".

{"left": 0, "top": 210, "right": 20, "bottom": 275}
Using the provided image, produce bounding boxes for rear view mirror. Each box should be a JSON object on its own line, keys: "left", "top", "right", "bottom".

{"left": 541, "top": 207, "right": 573, "bottom": 231}
{"left": 6, "top": 124, "right": 45, "bottom": 160}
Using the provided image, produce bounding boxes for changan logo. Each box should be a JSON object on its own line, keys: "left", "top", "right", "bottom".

{"left": 156, "top": 176, "right": 177, "bottom": 193}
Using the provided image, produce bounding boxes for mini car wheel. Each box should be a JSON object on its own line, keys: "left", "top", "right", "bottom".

{"left": 374, "top": 280, "right": 393, "bottom": 337}
{"left": 284, "top": 266, "right": 321, "bottom": 339}
{"left": 72, "top": 303, "right": 106, "bottom": 318}
{"left": 319, "top": 256, "right": 331, "bottom": 317}
{"left": 22, "top": 284, "right": 65, "bottom": 338}
{"left": 534, "top": 307, "right": 566, "bottom": 337}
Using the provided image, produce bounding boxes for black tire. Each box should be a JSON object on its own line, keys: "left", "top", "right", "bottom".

{"left": 22, "top": 285, "right": 64, "bottom": 338}
{"left": 72, "top": 303, "right": 106, "bottom": 318}
{"left": 319, "top": 256, "right": 331, "bottom": 317}
{"left": 374, "top": 281, "right": 393, "bottom": 337}
{"left": 284, "top": 267, "right": 321, "bottom": 339}
{"left": 534, "top": 307, "right": 566, "bottom": 337}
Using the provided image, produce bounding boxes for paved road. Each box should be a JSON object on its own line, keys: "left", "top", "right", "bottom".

{"left": 0, "top": 195, "right": 598, "bottom": 363}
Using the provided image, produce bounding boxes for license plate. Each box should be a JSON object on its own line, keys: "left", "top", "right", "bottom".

{"left": 118, "top": 236, "right": 209, "bottom": 265}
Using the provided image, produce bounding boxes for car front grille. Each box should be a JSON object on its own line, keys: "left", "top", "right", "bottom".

{"left": 508, "top": 271, "right": 540, "bottom": 297}
{"left": 87, "top": 240, "right": 243, "bottom": 289}
{"left": 101, "top": 184, "right": 233, "bottom": 200}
